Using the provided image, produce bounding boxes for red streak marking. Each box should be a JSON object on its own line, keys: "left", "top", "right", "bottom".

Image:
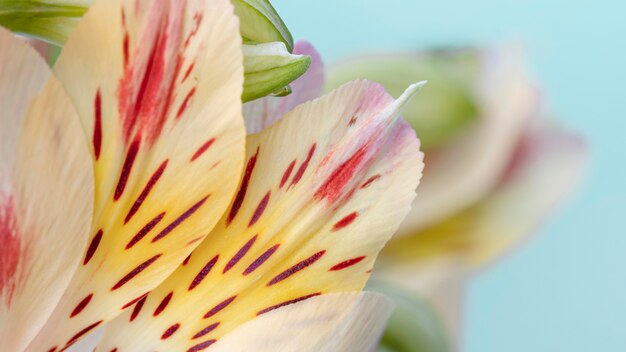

{"left": 114, "top": 137, "right": 141, "bottom": 201}
{"left": 187, "top": 340, "right": 217, "bottom": 352}
{"left": 203, "top": 295, "right": 236, "bottom": 319}
{"left": 257, "top": 293, "right": 321, "bottom": 315}
{"left": 64, "top": 320, "right": 102, "bottom": 348}
{"left": 192, "top": 322, "right": 220, "bottom": 339}
{"left": 83, "top": 229, "right": 103, "bottom": 265}
{"left": 329, "top": 256, "right": 366, "bottom": 271}
{"left": 121, "top": 292, "right": 148, "bottom": 309}
{"left": 226, "top": 148, "right": 259, "bottom": 225}
{"left": 248, "top": 191, "right": 270, "bottom": 227}
{"left": 267, "top": 251, "right": 326, "bottom": 286}
{"left": 348, "top": 115, "right": 358, "bottom": 126}
{"left": 182, "top": 253, "right": 192, "bottom": 266}
{"left": 0, "top": 197, "right": 20, "bottom": 306}
{"left": 126, "top": 212, "right": 165, "bottom": 249}
{"left": 290, "top": 144, "right": 316, "bottom": 187}
{"left": 176, "top": 87, "right": 196, "bottom": 119}
{"left": 184, "top": 12, "right": 203, "bottom": 48}
{"left": 332, "top": 212, "right": 358, "bottom": 231}
{"left": 361, "top": 174, "right": 381, "bottom": 189}
{"left": 223, "top": 235, "right": 257, "bottom": 273}
{"left": 129, "top": 296, "right": 147, "bottom": 322}
{"left": 161, "top": 323, "right": 180, "bottom": 339}
{"left": 47, "top": 348, "right": 57, "bottom": 352}
{"left": 182, "top": 62, "right": 195, "bottom": 83}
{"left": 70, "top": 294, "right": 93, "bottom": 318}
{"left": 189, "top": 255, "right": 218, "bottom": 291}
{"left": 111, "top": 349, "right": 118, "bottom": 352}
{"left": 280, "top": 160, "right": 296, "bottom": 188}
{"left": 124, "top": 160, "right": 168, "bottom": 224}
{"left": 152, "top": 196, "right": 209, "bottom": 242}
{"left": 93, "top": 90, "right": 102, "bottom": 160}
{"left": 190, "top": 137, "right": 216, "bottom": 162}
{"left": 243, "top": 244, "right": 280, "bottom": 275}
{"left": 123, "top": 33, "right": 130, "bottom": 67}
{"left": 315, "top": 145, "right": 369, "bottom": 203}
{"left": 111, "top": 254, "right": 161, "bottom": 290}
{"left": 153, "top": 291, "right": 173, "bottom": 316}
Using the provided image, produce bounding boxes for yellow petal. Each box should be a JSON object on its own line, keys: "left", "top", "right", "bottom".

{"left": 96, "top": 80, "right": 425, "bottom": 351}
{"left": 26, "top": 0, "right": 246, "bottom": 350}
{"left": 0, "top": 28, "right": 93, "bottom": 351}
{"left": 211, "top": 292, "right": 394, "bottom": 352}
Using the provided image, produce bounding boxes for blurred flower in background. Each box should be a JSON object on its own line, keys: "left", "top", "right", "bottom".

{"left": 328, "top": 47, "right": 587, "bottom": 350}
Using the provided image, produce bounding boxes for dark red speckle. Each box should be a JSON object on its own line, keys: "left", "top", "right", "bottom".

{"left": 70, "top": 294, "right": 93, "bottom": 318}
{"left": 129, "top": 296, "right": 147, "bottom": 322}
{"left": 279, "top": 160, "right": 296, "bottom": 188}
{"left": 187, "top": 339, "right": 217, "bottom": 352}
{"left": 315, "top": 145, "right": 370, "bottom": 203}
{"left": 248, "top": 192, "right": 270, "bottom": 227}
{"left": 329, "top": 256, "right": 366, "bottom": 271}
{"left": 152, "top": 196, "right": 209, "bottom": 242}
{"left": 223, "top": 235, "right": 257, "bottom": 273}
{"left": 190, "top": 137, "right": 215, "bottom": 162}
{"left": 64, "top": 320, "right": 102, "bottom": 348}
{"left": 192, "top": 322, "right": 220, "bottom": 339}
{"left": 189, "top": 255, "right": 218, "bottom": 291}
{"left": 332, "top": 212, "right": 358, "bottom": 231}
{"left": 114, "top": 136, "right": 141, "bottom": 201}
{"left": 360, "top": 174, "right": 381, "bottom": 189}
{"left": 93, "top": 90, "right": 102, "bottom": 160}
{"left": 203, "top": 295, "right": 236, "bottom": 319}
{"left": 124, "top": 160, "right": 168, "bottom": 224}
{"left": 83, "top": 229, "right": 103, "bottom": 265}
{"left": 226, "top": 148, "right": 259, "bottom": 225}
{"left": 290, "top": 144, "right": 316, "bottom": 187}
{"left": 153, "top": 291, "right": 173, "bottom": 316}
{"left": 266, "top": 251, "right": 326, "bottom": 286}
{"left": 161, "top": 323, "right": 180, "bottom": 339}
{"left": 243, "top": 244, "right": 280, "bottom": 275}
{"left": 126, "top": 212, "right": 166, "bottom": 249}
{"left": 257, "top": 293, "right": 321, "bottom": 315}
{"left": 111, "top": 254, "right": 161, "bottom": 291}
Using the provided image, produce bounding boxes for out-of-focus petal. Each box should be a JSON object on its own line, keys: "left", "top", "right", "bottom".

{"left": 210, "top": 292, "right": 394, "bottom": 352}
{"left": 399, "top": 46, "right": 540, "bottom": 234}
{"left": 243, "top": 40, "right": 324, "bottom": 133}
{"left": 96, "top": 80, "right": 424, "bottom": 351}
{"left": 0, "top": 28, "right": 93, "bottom": 351}
{"left": 25, "top": 0, "right": 246, "bottom": 350}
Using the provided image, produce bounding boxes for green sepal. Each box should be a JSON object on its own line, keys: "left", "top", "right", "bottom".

{"left": 242, "top": 41, "right": 310, "bottom": 102}
{"left": 232, "top": 0, "right": 293, "bottom": 52}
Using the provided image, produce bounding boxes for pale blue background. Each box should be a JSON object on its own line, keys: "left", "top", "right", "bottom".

{"left": 274, "top": 1, "right": 625, "bottom": 351}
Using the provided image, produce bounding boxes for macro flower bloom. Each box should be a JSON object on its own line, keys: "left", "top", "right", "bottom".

{"left": 0, "top": 0, "right": 426, "bottom": 351}
{"left": 328, "top": 47, "right": 587, "bottom": 348}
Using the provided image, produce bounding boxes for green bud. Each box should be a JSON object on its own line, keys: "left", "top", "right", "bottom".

{"left": 367, "top": 280, "right": 452, "bottom": 352}
{"left": 232, "top": 0, "right": 293, "bottom": 52}
{"left": 242, "top": 41, "right": 310, "bottom": 102}
{"left": 327, "top": 49, "right": 481, "bottom": 150}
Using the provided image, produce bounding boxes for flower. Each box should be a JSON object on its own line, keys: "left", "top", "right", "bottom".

{"left": 0, "top": 0, "right": 425, "bottom": 351}
{"left": 327, "top": 47, "right": 587, "bottom": 348}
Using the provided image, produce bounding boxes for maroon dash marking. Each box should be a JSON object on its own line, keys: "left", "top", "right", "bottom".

{"left": 189, "top": 255, "right": 218, "bottom": 291}
{"left": 153, "top": 291, "right": 173, "bottom": 316}
{"left": 315, "top": 145, "right": 370, "bottom": 203}
{"left": 257, "top": 293, "right": 321, "bottom": 315}
{"left": 279, "top": 160, "right": 296, "bottom": 188}
{"left": 332, "top": 212, "right": 358, "bottom": 231}
{"left": 152, "top": 196, "right": 209, "bottom": 242}
{"left": 70, "top": 294, "right": 93, "bottom": 318}
{"left": 111, "top": 349, "right": 118, "bottom": 352}
{"left": 187, "top": 340, "right": 217, "bottom": 352}
{"left": 123, "top": 32, "right": 130, "bottom": 67}
{"left": 64, "top": 320, "right": 102, "bottom": 348}
{"left": 111, "top": 254, "right": 161, "bottom": 290}
{"left": 129, "top": 296, "right": 147, "bottom": 322}
{"left": 126, "top": 212, "right": 165, "bottom": 249}
{"left": 226, "top": 148, "right": 259, "bottom": 225}
{"left": 203, "top": 296, "right": 236, "bottom": 319}
{"left": 47, "top": 348, "right": 57, "bottom": 352}
{"left": 192, "top": 322, "right": 220, "bottom": 339}
{"left": 182, "top": 62, "right": 195, "bottom": 83}
{"left": 93, "top": 90, "right": 102, "bottom": 160}
{"left": 190, "top": 137, "right": 216, "bottom": 162}
{"left": 121, "top": 292, "right": 148, "bottom": 309}
{"left": 161, "top": 323, "right": 180, "bottom": 340}
{"left": 290, "top": 144, "right": 316, "bottom": 187}
{"left": 176, "top": 87, "right": 196, "bottom": 119}
{"left": 266, "top": 251, "right": 326, "bottom": 286}
{"left": 360, "top": 174, "right": 381, "bottom": 189}
{"left": 182, "top": 253, "right": 192, "bottom": 266}
{"left": 114, "top": 137, "right": 141, "bottom": 201}
{"left": 124, "top": 160, "right": 168, "bottom": 224}
{"left": 248, "top": 192, "right": 270, "bottom": 227}
{"left": 348, "top": 114, "right": 358, "bottom": 126}
{"left": 223, "top": 235, "right": 257, "bottom": 274}
{"left": 243, "top": 244, "right": 280, "bottom": 275}
{"left": 329, "top": 256, "right": 366, "bottom": 271}
{"left": 184, "top": 12, "right": 203, "bottom": 48}
{"left": 83, "top": 230, "right": 103, "bottom": 265}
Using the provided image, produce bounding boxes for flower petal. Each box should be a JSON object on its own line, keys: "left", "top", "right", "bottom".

{"left": 96, "top": 80, "right": 424, "bottom": 351}
{"left": 210, "top": 292, "right": 394, "bottom": 352}
{"left": 399, "top": 46, "right": 540, "bottom": 234}
{"left": 0, "top": 28, "right": 93, "bottom": 351}
{"left": 243, "top": 40, "right": 324, "bottom": 134}
{"left": 25, "top": 0, "right": 246, "bottom": 350}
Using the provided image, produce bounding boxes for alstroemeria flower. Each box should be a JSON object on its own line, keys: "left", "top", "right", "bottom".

{"left": 0, "top": 0, "right": 426, "bottom": 351}
{"left": 327, "top": 47, "right": 587, "bottom": 347}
